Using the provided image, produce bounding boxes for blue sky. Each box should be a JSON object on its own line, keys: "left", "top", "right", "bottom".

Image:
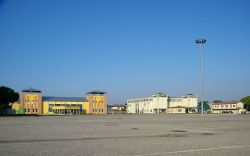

{"left": 1, "top": 0, "right": 250, "bottom": 104}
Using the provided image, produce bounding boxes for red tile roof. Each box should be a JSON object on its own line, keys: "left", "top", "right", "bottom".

{"left": 213, "top": 102, "right": 239, "bottom": 105}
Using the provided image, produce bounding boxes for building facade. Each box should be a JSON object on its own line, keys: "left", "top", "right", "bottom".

{"left": 127, "top": 93, "right": 198, "bottom": 114}
{"left": 20, "top": 88, "right": 43, "bottom": 114}
{"left": 85, "top": 90, "right": 107, "bottom": 115}
{"left": 168, "top": 94, "right": 198, "bottom": 113}
{"left": 12, "top": 88, "right": 107, "bottom": 115}
{"left": 212, "top": 102, "right": 245, "bottom": 114}
{"left": 127, "top": 93, "right": 168, "bottom": 114}
{"left": 166, "top": 106, "right": 186, "bottom": 113}
{"left": 42, "top": 97, "right": 88, "bottom": 115}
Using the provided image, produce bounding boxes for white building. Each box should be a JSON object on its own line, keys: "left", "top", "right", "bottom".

{"left": 212, "top": 102, "right": 245, "bottom": 114}
{"left": 127, "top": 93, "right": 168, "bottom": 113}
{"left": 169, "top": 94, "right": 197, "bottom": 108}
{"left": 168, "top": 94, "right": 198, "bottom": 113}
{"left": 127, "top": 93, "right": 198, "bottom": 114}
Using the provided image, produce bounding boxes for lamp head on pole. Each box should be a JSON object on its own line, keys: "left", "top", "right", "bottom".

{"left": 195, "top": 39, "right": 206, "bottom": 44}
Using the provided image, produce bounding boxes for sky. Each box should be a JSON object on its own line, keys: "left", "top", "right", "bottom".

{"left": 0, "top": 0, "right": 250, "bottom": 104}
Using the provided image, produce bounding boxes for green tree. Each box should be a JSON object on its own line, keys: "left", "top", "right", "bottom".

{"left": 198, "top": 101, "right": 210, "bottom": 112}
{"left": 240, "top": 96, "right": 250, "bottom": 111}
{"left": 0, "top": 86, "right": 19, "bottom": 111}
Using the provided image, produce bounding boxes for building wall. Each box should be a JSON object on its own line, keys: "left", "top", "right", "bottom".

{"left": 212, "top": 109, "right": 240, "bottom": 114}
{"left": 212, "top": 102, "right": 244, "bottom": 114}
{"left": 127, "top": 95, "right": 168, "bottom": 113}
{"left": 166, "top": 107, "right": 186, "bottom": 113}
{"left": 43, "top": 101, "right": 86, "bottom": 114}
{"left": 85, "top": 94, "right": 107, "bottom": 114}
{"left": 127, "top": 93, "right": 198, "bottom": 114}
{"left": 169, "top": 97, "right": 197, "bottom": 108}
{"left": 20, "top": 92, "right": 42, "bottom": 114}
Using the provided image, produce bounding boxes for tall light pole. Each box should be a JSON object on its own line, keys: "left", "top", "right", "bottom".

{"left": 195, "top": 38, "right": 206, "bottom": 116}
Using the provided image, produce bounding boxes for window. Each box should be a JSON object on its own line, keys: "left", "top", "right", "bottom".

{"left": 48, "top": 104, "right": 54, "bottom": 112}
{"left": 178, "top": 109, "right": 182, "bottom": 112}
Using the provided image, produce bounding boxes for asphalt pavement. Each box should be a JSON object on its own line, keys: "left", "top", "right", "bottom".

{"left": 0, "top": 114, "right": 249, "bottom": 156}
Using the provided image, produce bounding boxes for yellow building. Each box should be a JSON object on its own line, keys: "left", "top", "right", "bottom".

{"left": 14, "top": 88, "right": 107, "bottom": 115}
{"left": 85, "top": 90, "right": 107, "bottom": 114}
{"left": 20, "top": 88, "right": 43, "bottom": 114}
{"left": 42, "top": 97, "right": 88, "bottom": 115}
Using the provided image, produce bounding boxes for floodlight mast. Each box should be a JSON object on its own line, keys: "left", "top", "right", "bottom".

{"left": 195, "top": 38, "right": 206, "bottom": 116}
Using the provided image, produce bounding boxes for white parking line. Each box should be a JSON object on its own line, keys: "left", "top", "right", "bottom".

{"left": 132, "top": 144, "right": 250, "bottom": 156}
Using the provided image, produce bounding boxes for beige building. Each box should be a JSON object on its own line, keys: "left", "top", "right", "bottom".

{"left": 20, "top": 88, "right": 43, "bottom": 114}
{"left": 212, "top": 102, "right": 245, "bottom": 114}
{"left": 168, "top": 94, "right": 198, "bottom": 113}
{"left": 127, "top": 93, "right": 198, "bottom": 114}
{"left": 166, "top": 106, "right": 186, "bottom": 113}
{"left": 85, "top": 90, "right": 107, "bottom": 115}
{"left": 127, "top": 93, "right": 168, "bottom": 113}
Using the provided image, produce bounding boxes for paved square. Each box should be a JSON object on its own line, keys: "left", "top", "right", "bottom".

{"left": 0, "top": 114, "right": 250, "bottom": 156}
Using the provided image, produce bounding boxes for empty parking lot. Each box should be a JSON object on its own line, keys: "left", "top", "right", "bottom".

{"left": 0, "top": 114, "right": 250, "bottom": 156}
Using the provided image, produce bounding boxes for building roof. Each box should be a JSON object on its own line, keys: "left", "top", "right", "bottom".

{"left": 42, "top": 96, "right": 88, "bottom": 102}
{"left": 152, "top": 93, "right": 167, "bottom": 97}
{"left": 22, "top": 87, "right": 41, "bottom": 93}
{"left": 182, "top": 94, "right": 196, "bottom": 98}
{"left": 213, "top": 102, "right": 239, "bottom": 105}
{"left": 86, "top": 90, "right": 106, "bottom": 95}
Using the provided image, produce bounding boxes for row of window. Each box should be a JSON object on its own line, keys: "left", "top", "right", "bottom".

{"left": 23, "top": 96, "right": 39, "bottom": 100}
{"left": 128, "top": 99, "right": 153, "bottom": 103}
{"left": 93, "top": 104, "right": 105, "bottom": 108}
{"left": 24, "top": 100, "right": 39, "bottom": 103}
{"left": 214, "top": 104, "right": 236, "bottom": 108}
{"left": 24, "top": 104, "right": 38, "bottom": 109}
{"left": 49, "top": 104, "right": 82, "bottom": 107}
{"left": 144, "top": 109, "right": 153, "bottom": 112}
{"left": 93, "top": 109, "right": 104, "bottom": 113}
{"left": 92, "top": 101, "right": 104, "bottom": 103}
{"left": 171, "top": 99, "right": 183, "bottom": 102}
{"left": 25, "top": 109, "right": 38, "bottom": 112}
{"left": 127, "top": 103, "right": 149, "bottom": 107}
